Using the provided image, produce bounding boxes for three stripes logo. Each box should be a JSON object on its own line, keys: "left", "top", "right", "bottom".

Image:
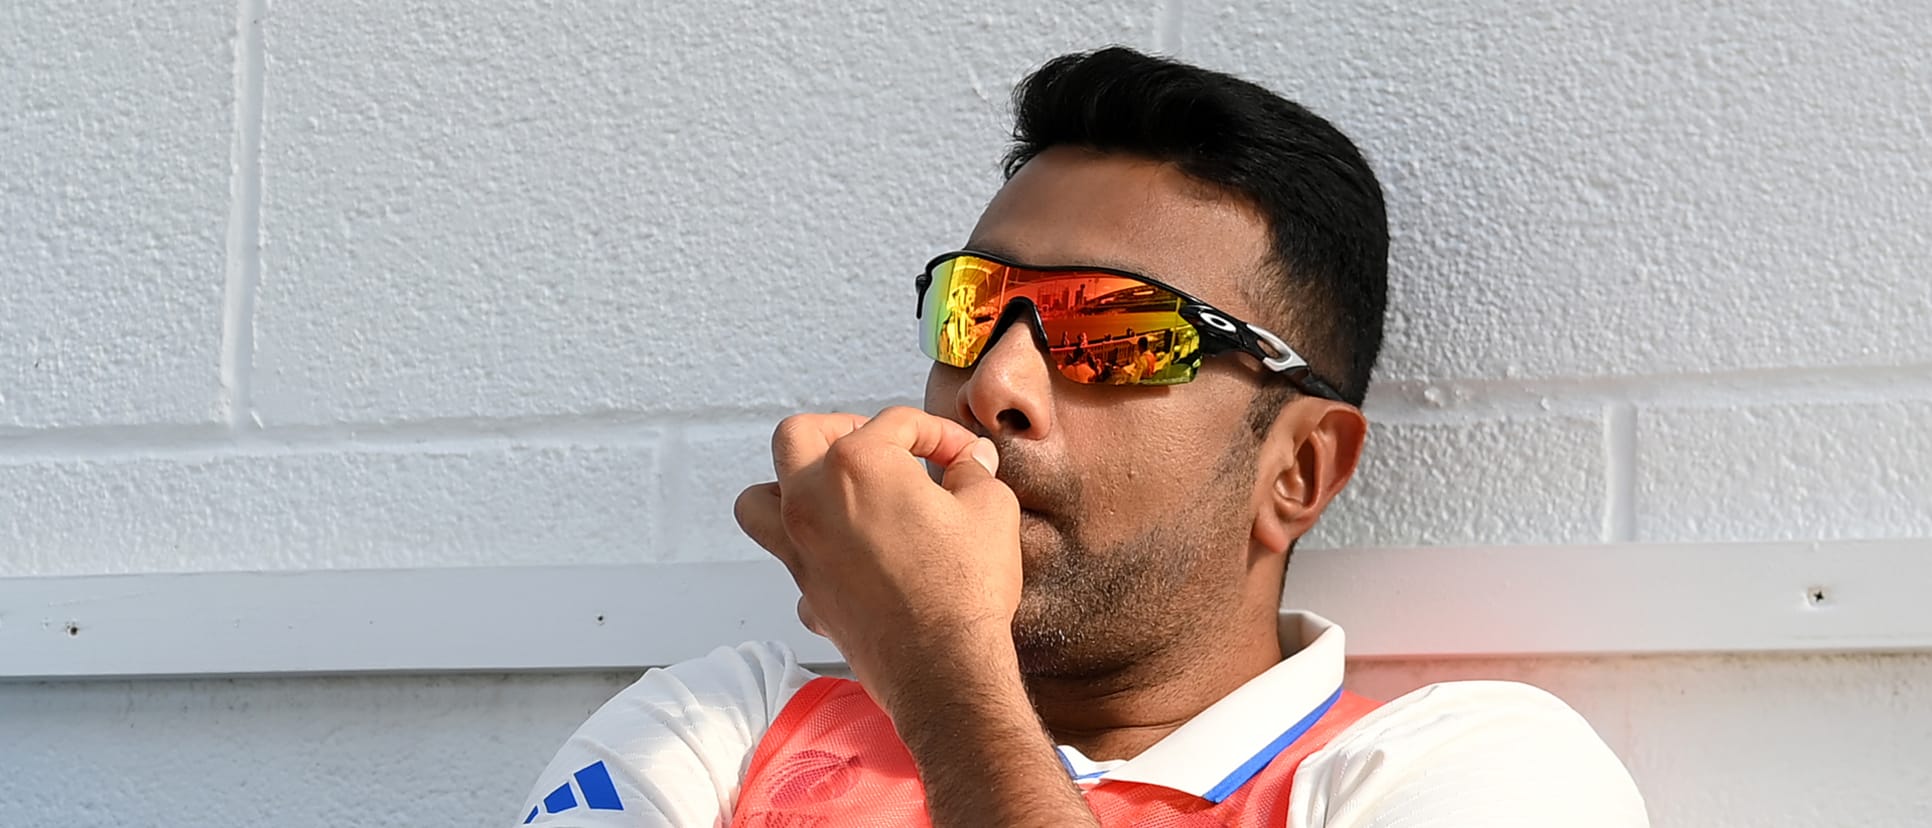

{"left": 523, "top": 760, "right": 625, "bottom": 823}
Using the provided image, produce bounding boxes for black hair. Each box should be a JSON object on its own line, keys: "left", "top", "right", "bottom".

{"left": 1004, "top": 47, "right": 1388, "bottom": 418}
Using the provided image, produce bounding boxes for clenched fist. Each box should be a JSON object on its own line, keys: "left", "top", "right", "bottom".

{"left": 733, "top": 406, "right": 1023, "bottom": 715}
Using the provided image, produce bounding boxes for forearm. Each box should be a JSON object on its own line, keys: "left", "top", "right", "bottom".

{"left": 885, "top": 637, "right": 1099, "bottom": 828}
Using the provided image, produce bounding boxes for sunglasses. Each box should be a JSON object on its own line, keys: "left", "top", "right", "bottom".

{"left": 916, "top": 250, "right": 1345, "bottom": 401}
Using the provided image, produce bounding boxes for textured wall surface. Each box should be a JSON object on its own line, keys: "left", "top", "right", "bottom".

{"left": 0, "top": 672, "right": 636, "bottom": 824}
{"left": 3, "top": 0, "right": 1929, "bottom": 826}
{"left": 1, "top": 2, "right": 233, "bottom": 428}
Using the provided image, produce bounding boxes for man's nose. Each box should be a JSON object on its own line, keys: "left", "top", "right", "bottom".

{"left": 954, "top": 310, "right": 1055, "bottom": 440}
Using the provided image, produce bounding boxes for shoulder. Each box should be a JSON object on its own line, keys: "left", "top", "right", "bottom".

{"left": 587, "top": 639, "right": 819, "bottom": 747}
{"left": 644, "top": 639, "right": 817, "bottom": 702}
{"left": 1290, "top": 680, "right": 1649, "bottom": 828}
{"left": 513, "top": 641, "right": 820, "bottom": 826}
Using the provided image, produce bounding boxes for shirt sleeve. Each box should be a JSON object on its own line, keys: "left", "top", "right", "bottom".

{"left": 1289, "top": 680, "right": 1650, "bottom": 828}
{"left": 511, "top": 640, "right": 818, "bottom": 828}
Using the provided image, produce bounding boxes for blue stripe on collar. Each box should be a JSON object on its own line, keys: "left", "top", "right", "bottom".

{"left": 1200, "top": 686, "right": 1343, "bottom": 803}
{"left": 1058, "top": 745, "right": 1116, "bottom": 782}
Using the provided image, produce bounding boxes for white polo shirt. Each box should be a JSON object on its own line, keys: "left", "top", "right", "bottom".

{"left": 515, "top": 611, "right": 1649, "bottom": 827}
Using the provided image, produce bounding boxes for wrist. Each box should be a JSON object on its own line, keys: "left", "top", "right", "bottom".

{"left": 869, "top": 624, "right": 1023, "bottom": 722}
{"left": 880, "top": 641, "right": 1096, "bottom": 828}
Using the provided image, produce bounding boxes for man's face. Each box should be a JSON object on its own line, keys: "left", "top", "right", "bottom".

{"left": 923, "top": 147, "right": 1281, "bottom": 677}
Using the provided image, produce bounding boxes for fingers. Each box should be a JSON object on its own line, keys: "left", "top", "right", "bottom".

{"left": 742, "top": 486, "right": 830, "bottom": 640}
{"left": 770, "top": 412, "right": 870, "bottom": 482}
{"left": 938, "top": 437, "right": 1000, "bottom": 486}
{"left": 769, "top": 408, "right": 980, "bottom": 491}
{"left": 939, "top": 438, "right": 1015, "bottom": 516}
{"left": 853, "top": 406, "right": 982, "bottom": 467}
{"left": 733, "top": 482, "right": 798, "bottom": 569}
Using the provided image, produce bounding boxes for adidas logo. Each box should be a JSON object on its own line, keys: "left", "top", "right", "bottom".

{"left": 523, "top": 760, "right": 624, "bottom": 823}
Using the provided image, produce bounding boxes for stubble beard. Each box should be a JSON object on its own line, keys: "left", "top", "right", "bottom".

{"left": 994, "top": 431, "right": 1259, "bottom": 680}
{"left": 1008, "top": 486, "right": 1249, "bottom": 680}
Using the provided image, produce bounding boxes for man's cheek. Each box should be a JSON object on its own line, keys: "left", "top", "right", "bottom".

{"left": 921, "top": 365, "right": 960, "bottom": 416}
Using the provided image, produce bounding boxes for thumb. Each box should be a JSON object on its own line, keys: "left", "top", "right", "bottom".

{"left": 939, "top": 437, "right": 1000, "bottom": 492}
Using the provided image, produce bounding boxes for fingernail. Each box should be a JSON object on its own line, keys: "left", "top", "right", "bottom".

{"left": 971, "top": 438, "right": 999, "bottom": 475}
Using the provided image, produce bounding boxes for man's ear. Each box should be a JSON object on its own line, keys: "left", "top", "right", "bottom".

{"left": 1251, "top": 398, "right": 1369, "bottom": 556}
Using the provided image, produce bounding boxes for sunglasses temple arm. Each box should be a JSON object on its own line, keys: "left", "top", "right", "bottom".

{"left": 1248, "top": 324, "right": 1309, "bottom": 373}
{"left": 1249, "top": 324, "right": 1349, "bottom": 403}
{"left": 1297, "top": 373, "right": 1347, "bottom": 403}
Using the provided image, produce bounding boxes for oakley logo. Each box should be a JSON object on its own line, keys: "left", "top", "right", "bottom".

{"left": 1195, "top": 310, "right": 1239, "bottom": 334}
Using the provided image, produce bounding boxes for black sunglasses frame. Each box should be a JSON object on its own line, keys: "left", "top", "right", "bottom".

{"left": 915, "top": 250, "right": 1346, "bottom": 403}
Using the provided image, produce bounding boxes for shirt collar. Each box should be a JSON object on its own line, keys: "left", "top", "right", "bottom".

{"left": 1069, "top": 610, "right": 1347, "bottom": 802}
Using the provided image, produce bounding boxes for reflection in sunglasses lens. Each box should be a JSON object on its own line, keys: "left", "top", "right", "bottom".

{"left": 923, "top": 255, "right": 1206, "bottom": 386}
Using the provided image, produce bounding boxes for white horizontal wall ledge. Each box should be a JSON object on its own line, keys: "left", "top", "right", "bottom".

{"left": 0, "top": 563, "right": 843, "bottom": 681}
{"left": 2, "top": 539, "right": 1927, "bottom": 680}
{"left": 1283, "top": 539, "right": 1932, "bottom": 660}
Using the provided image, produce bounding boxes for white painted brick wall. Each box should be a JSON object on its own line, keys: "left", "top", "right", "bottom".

{"left": 1636, "top": 400, "right": 1932, "bottom": 543}
{"left": 1, "top": 2, "right": 234, "bottom": 428}
{"left": 1308, "top": 414, "right": 1607, "bottom": 548}
{"left": 0, "top": 438, "right": 660, "bottom": 576}
{"left": 250, "top": 0, "right": 1149, "bottom": 425}
{"left": 3, "top": 0, "right": 1928, "bottom": 826}
{"left": 1188, "top": 0, "right": 1932, "bottom": 383}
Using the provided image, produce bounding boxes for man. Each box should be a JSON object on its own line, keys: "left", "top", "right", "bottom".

{"left": 515, "top": 48, "right": 1647, "bottom": 827}
{"left": 1131, "top": 336, "right": 1160, "bottom": 383}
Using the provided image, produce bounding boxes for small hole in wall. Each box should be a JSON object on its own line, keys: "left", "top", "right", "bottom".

{"left": 595, "top": 614, "right": 606, "bottom": 625}
{"left": 1806, "top": 587, "right": 1829, "bottom": 606}
{"left": 64, "top": 622, "right": 80, "bottom": 637}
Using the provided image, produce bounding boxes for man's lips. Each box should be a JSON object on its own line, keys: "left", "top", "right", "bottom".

{"left": 1015, "top": 501, "right": 1060, "bottom": 528}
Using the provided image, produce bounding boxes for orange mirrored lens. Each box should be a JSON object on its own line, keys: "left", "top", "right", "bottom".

{"left": 921, "top": 255, "right": 1204, "bottom": 386}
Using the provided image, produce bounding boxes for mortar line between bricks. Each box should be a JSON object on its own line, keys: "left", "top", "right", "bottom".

{"left": 1365, "top": 362, "right": 1932, "bottom": 424}
{"left": 218, "top": 0, "right": 268, "bottom": 431}
{"left": 655, "top": 426, "right": 693, "bottom": 560}
{"left": 5, "top": 361, "right": 1932, "bottom": 462}
{"left": 1156, "top": 0, "right": 1185, "bottom": 53}
{"left": 0, "top": 421, "right": 668, "bottom": 465}
{"left": 1603, "top": 403, "right": 1637, "bottom": 542}
{"left": 0, "top": 399, "right": 919, "bottom": 464}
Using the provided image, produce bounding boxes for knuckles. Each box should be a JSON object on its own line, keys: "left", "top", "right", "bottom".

{"left": 770, "top": 414, "right": 819, "bottom": 455}
{"left": 777, "top": 493, "right": 825, "bottom": 547}
{"left": 730, "top": 485, "right": 764, "bottom": 530}
{"left": 821, "top": 431, "right": 876, "bottom": 472}
{"left": 871, "top": 405, "right": 925, "bottom": 424}
{"left": 733, "top": 484, "right": 787, "bottom": 550}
